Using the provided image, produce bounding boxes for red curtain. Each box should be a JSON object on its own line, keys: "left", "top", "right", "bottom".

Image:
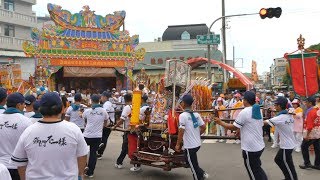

{"left": 287, "top": 53, "right": 319, "bottom": 97}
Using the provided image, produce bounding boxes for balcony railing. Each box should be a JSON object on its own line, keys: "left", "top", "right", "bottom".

{"left": 0, "top": 9, "right": 37, "bottom": 27}
{"left": 20, "top": 0, "right": 37, "bottom": 4}
{"left": 0, "top": 35, "right": 32, "bottom": 51}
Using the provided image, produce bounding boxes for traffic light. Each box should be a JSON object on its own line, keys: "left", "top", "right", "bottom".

{"left": 259, "top": 7, "right": 282, "bottom": 19}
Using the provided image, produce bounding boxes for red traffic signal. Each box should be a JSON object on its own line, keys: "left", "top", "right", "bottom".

{"left": 259, "top": 7, "right": 282, "bottom": 19}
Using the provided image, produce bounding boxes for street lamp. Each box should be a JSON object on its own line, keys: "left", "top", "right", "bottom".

{"left": 207, "top": 12, "right": 259, "bottom": 85}
{"left": 207, "top": 7, "right": 282, "bottom": 85}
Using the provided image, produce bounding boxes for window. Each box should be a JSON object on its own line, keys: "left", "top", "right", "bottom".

{"left": 4, "top": 0, "right": 14, "bottom": 11}
{"left": 158, "top": 58, "right": 163, "bottom": 64}
{"left": 181, "top": 31, "right": 190, "bottom": 40}
{"left": 4, "top": 25, "right": 15, "bottom": 37}
{"left": 151, "top": 58, "right": 156, "bottom": 64}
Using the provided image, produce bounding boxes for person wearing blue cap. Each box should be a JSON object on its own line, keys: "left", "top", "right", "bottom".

{"left": 96, "top": 92, "right": 114, "bottom": 160}
{"left": 10, "top": 92, "right": 88, "bottom": 180}
{"left": 264, "top": 96, "right": 298, "bottom": 180}
{"left": 29, "top": 101, "right": 43, "bottom": 123}
{"left": 175, "top": 94, "right": 209, "bottom": 180}
{"left": 82, "top": 94, "right": 109, "bottom": 178}
{"left": 0, "top": 88, "right": 7, "bottom": 114}
{"left": 24, "top": 95, "right": 36, "bottom": 118}
{"left": 113, "top": 93, "right": 132, "bottom": 169}
{"left": 0, "top": 92, "right": 32, "bottom": 180}
{"left": 214, "top": 91, "right": 267, "bottom": 180}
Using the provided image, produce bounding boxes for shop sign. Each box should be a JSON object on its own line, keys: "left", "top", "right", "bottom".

{"left": 49, "top": 58, "right": 125, "bottom": 67}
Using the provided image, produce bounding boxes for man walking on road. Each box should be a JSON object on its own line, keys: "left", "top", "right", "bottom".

{"left": 97, "top": 91, "right": 115, "bottom": 160}
{"left": 83, "top": 94, "right": 110, "bottom": 177}
{"left": 214, "top": 91, "right": 268, "bottom": 180}
{"left": 265, "top": 96, "right": 298, "bottom": 180}
{"left": 299, "top": 96, "right": 320, "bottom": 170}
{"left": 113, "top": 93, "right": 132, "bottom": 169}
{"left": 10, "top": 92, "right": 88, "bottom": 180}
{"left": 0, "top": 93, "right": 32, "bottom": 180}
{"left": 175, "top": 95, "right": 209, "bottom": 180}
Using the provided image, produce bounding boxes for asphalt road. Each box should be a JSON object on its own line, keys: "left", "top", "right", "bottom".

{"left": 86, "top": 132, "right": 319, "bottom": 180}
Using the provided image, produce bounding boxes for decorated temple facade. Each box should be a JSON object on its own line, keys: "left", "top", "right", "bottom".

{"left": 23, "top": 3, "right": 145, "bottom": 92}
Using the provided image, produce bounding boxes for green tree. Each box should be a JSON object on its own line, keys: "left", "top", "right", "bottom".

{"left": 308, "top": 43, "right": 320, "bottom": 61}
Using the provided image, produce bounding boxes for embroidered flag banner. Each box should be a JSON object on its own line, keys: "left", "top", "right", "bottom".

{"left": 286, "top": 53, "right": 319, "bottom": 97}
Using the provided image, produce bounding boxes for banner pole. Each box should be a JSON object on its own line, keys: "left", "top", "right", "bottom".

{"left": 301, "top": 49, "right": 308, "bottom": 97}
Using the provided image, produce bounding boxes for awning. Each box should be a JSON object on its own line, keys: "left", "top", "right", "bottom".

{"left": 63, "top": 67, "right": 116, "bottom": 77}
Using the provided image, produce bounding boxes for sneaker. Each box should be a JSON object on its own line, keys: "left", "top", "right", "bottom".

{"left": 97, "top": 154, "right": 102, "bottom": 160}
{"left": 203, "top": 172, "right": 210, "bottom": 179}
{"left": 84, "top": 167, "right": 89, "bottom": 174}
{"left": 218, "top": 139, "right": 224, "bottom": 143}
{"left": 299, "top": 164, "right": 312, "bottom": 169}
{"left": 235, "top": 140, "right": 241, "bottom": 144}
{"left": 271, "top": 143, "right": 278, "bottom": 148}
{"left": 99, "top": 143, "right": 104, "bottom": 148}
{"left": 294, "top": 148, "right": 301, "bottom": 153}
{"left": 130, "top": 166, "right": 142, "bottom": 172}
{"left": 115, "top": 163, "right": 123, "bottom": 169}
{"left": 84, "top": 173, "right": 94, "bottom": 178}
{"left": 311, "top": 165, "right": 320, "bottom": 170}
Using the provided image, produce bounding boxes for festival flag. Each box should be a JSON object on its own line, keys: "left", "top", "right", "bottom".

{"left": 286, "top": 52, "right": 319, "bottom": 97}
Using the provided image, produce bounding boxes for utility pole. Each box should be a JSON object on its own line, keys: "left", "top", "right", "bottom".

{"left": 233, "top": 46, "right": 235, "bottom": 78}
{"left": 221, "top": 0, "right": 227, "bottom": 83}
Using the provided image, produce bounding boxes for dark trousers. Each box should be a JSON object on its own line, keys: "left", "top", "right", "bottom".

{"left": 275, "top": 149, "right": 298, "bottom": 180}
{"left": 184, "top": 146, "right": 205, "bottom": 180}
{"left": 301, "top": 139, "right": 320, "bottom": 166}
{"left": 8, "top": 169, "right": 20, "bottom": 180}
{"left": 242, "top": 149, "right": 268, "bottom": 180}
{"left": 116, "top": 132, "right": 128, "bottom": 165}
{"left": 263, "top": 124, "right": 272, "bottom": 141}
{"left": 97, "top": 127, "right": 111, "bottom": 155}
{"left": 85, "top": 138, "right": 101, "bottom": 175}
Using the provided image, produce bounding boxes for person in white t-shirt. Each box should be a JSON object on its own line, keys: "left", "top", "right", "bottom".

{"left": 29, "top": 101, "right": 43, "bottom": 123}
{"left": 82, "top": 94, "right": 109, "bottom": 178}
{"left": 0, "top": 88, "right": 7, "bottom": 114}
{"left": 175, "top": 95, "right": 208, "bottom": 180}
{"left": 96, "top": 91, "right": 115, "bottom": 160}
{"left": 214, "top": 91, "right": 268, "bottom": 180}
{"left": 24, "top": 95, "right": 36, "bottom": 118}
{"left": 67, "top": 90, "right": 75, "bottom": 104}
{"left": 65, "top": 93, "right": 86, "bottom": 132}
{"left": 0, "top": 93, "right": 32, "bottom": 180}
{"left": 113, "top": 93, "right": 132, "bottom": 169}
{"left": 265, "top": 96, "right": 298, "bottom": 180}
{"left": 0, "top": 163, "right": 11, "bottom": 180}
{"left": 10, "top": 92, "right": 88, "bottom": 180}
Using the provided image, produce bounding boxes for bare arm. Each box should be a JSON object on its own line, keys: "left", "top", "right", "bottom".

{"left": 113, "top": 119, "right": 124, "bottom": 129}
{"left": 200, "top": 124, "right": 206, "bottom": 135}
{"left": 18, "top": 166, "right": 27, "bottom": 180}
{"left": 175, "top": 128, "right": 185, "bottom": 152}
{"left": 77, "top": 155, "right": 87, "bottom": 177}
{"left": 214, "top": 117, "right": 239, "bottom": 131}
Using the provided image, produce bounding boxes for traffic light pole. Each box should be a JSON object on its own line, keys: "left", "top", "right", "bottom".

{"left": 207, "top": 12, "right": 258, "bottom": 85}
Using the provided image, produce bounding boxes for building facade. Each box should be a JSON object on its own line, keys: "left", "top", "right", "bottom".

{"left": 269, "top": 57, "right": 288, "bottom": 90}
{"left": 0, "top": 0, "right": 37, "bottom": 51}
{"left": 135, "top": 24, "right": 224, "bottom": 88}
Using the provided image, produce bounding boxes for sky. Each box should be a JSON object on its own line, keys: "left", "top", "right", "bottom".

{"left": 33, "top": 0, "right": 320, "bottom": 74}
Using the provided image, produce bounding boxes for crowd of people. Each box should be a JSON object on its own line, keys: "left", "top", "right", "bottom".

{"left": 212, "top": 89, "right": 320, "bottom": 180}
{"left": 0, "top": 85, "right": 319, "bottom": 180}
{"left": 0, "top": 86, "right": 158, "bottom": 180}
